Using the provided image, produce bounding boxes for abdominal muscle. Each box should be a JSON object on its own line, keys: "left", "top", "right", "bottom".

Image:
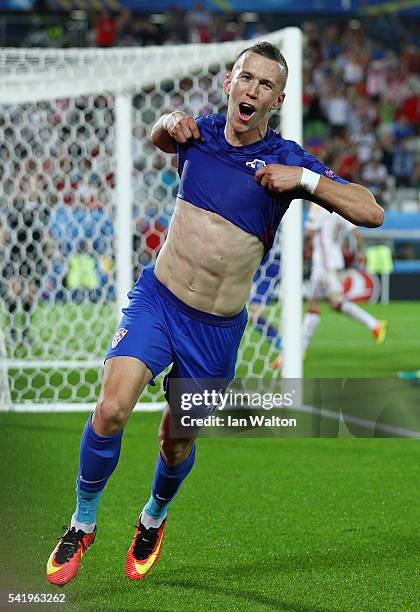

{"left": 155, "top": 198, "right": 264, "bottom": 316}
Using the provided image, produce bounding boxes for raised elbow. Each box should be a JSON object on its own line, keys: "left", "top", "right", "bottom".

{"left": 364, "top": 200, "right": 384, "bottom": 228}
{"left": 356, "top": 187, "right": 384, "bottom": 228}
{"left": 363, "top": 203, "right": 384, "bottom": 227}
{"left": 372, "top": 204, "right": 384, "bottom": 228}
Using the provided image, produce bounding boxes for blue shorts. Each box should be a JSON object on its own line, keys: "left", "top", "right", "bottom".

{"left": 105, "top": 267, "right": 247, "bottom": 407}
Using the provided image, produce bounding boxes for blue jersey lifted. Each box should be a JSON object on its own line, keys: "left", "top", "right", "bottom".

{"left": 177, "top": 114, "right": 346, "bottom": 256}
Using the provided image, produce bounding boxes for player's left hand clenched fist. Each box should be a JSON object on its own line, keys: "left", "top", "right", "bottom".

{"left": 255, "top": 164, "right": 302, "bottom": 193}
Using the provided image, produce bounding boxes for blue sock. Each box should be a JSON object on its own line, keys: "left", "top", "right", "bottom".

{"left": 144, "top": 444, "right": 196, "bottom": 520}
{"left": 255, "top": 315, "right": 282, "bottom": 350}
{"left": 75, "top": 488, "right": 102, "bottom": 525}
{"left": 75, "top": 414, "right": 123, "bottom": 524}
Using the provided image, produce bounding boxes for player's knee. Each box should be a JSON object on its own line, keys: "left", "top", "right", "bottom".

{"left": 94, "top": 397, "right": 129, "bottom": 434}
{"left": 330, "top": 300, "right": 342, "bottom": 311}
{"left": 158, "top": 437, "right": 193, "bottom": 467}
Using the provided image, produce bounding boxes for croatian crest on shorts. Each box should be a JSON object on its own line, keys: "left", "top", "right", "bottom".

{"left": 112, "top": 328, "right": 128, "bottom": 348}
{"left": 246, "top": 159, "right": 266, "bottom": 170}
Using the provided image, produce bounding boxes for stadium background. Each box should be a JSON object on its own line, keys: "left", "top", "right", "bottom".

{"left": 0, "top": 1, "right": 419, "bottom": 610}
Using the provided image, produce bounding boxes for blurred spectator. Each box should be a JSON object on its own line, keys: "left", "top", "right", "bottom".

{"left": 354, "top": 123, "right": 377, "bottom": 164}
{"left": 115, "top": 10, "right": 137, "bottom": 47}
{"left": 337, "top": 49, "right": 365, "bottom": 86}
{"left": 392, "top": 138, "right": 415, "bottom": 187}
{"left": 134, "top": 18, "right": 162, "bottom": 46}
{"left": 397, "top": 83, "right": 420, "bottom": 126}
{"left": 411, "top": 162, "right": 420, "bottom": 190}
{"left": 387, "top": 62, "right": 407, "bottom": 106}
{"left": 379, "top": 133, "right": 395, "bottom": 174}
{"left": 378, "top": 92, "right": 396, "bottom": 127}
{"left": 1, "top": 194, "right": 50, "bottom": 349}
{"left": 185, "top": 2, "right": 212, "bottom": 43}
{"left": 322, "top": 84, "right": 349, "bottom": 138}
{"left": 66, "top": 238, "right": 100, "bottom": 301}
{"left": 163, "top": 5, "right": 185, "bottom": 43}
{"left": 366, "top": 60, "right": 387, "bottom": 100}
{"left": 323, "top": 24, "right": 342, "bottom": 60}
{"left": 400, "top": 44, "right": 420, "bottom": 76}
{"left": 393, "top": 115, "right": 415, "bottom": 143}
{"left": 361, "top": 150, "right": 389, "bottom": 203}
{"left": 95, "top": 11, "right": 117, "bottom": 47}
{"left": 336, "top": 145, "right": 360, "bottom": 182}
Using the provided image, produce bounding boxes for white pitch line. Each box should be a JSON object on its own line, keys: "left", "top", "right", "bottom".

{"left": 296, "top": 403, "right": 420, "bottom": 438}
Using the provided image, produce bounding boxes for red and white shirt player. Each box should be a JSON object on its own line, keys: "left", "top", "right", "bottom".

{"left": 306, "top": 203, "right": 355, "bottom": 301}
{"left": 301, "top": 203, "right": 387, "bottom": 355}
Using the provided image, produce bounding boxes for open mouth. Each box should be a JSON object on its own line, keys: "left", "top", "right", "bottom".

{"left": 238, "top": 102, "right": 256, "bottom": 121}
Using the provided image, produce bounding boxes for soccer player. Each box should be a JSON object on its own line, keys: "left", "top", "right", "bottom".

{"left": 46, "top": 42, "right": 383, "bottom": 586}
{"left": 300, "top": 203, "right": 387, "bottom": 356}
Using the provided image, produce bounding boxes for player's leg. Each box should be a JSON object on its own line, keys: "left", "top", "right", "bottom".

{"left": 47, "top": 268, "right": 173, "bottom": 586}
{"left": 47, "top": 357, "right": 153, "bottom": 587}
{"left": 336, "top": 300, "right": 387, "bottom": 344}
{"left": 300, "top": 266, "right": 324, "bottom": 357}
{"left": 125, "top": 274, "right": 248, "bottom": 579}
{"left": 125, "top": 404, "right": 197, "bottom": 580}
{"left": 302, "top": 298, "right": 322, "bottom": 354}
{"left": 327, "top": 270, "right": 387, "bottom": 345}
{"left": 74, "top": 356, "right": 153, "bottom": 527}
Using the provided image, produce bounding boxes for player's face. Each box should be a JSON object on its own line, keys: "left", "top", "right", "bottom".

{"left": 223, "top": 52, "right": 286, "bottom": 142}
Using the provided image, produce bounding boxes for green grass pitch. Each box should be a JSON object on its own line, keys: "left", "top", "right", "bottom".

{"left": 0, "top": 413, "right": 419, "bottom": 611}
{"left": 1, "top": 301, "right": 419, "bottom": 609}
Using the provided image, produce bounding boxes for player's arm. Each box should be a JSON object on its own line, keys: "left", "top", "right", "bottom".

{"left": 255, "top": 165, "right": 384, "bottom": 228}
{"left": 151, "top": 111, "right": 203, "bottom": 153}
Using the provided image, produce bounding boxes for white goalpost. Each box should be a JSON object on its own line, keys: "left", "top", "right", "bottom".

{"left": 0, "top": 27, "right": 303, "bottom": 412}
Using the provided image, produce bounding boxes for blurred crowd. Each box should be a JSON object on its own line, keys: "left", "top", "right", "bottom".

{"left": 302, "top": 20, "right": 419, "bottom": 206}
{"left": 0, "top": 7, "right": 419, "bottom": 325}
{"left": 10, "top": 5, "right": 420, "bottom": 206}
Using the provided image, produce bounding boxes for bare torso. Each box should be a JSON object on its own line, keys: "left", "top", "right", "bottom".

{"left": 155, "top": 198, "right": 264, "bottom": 316}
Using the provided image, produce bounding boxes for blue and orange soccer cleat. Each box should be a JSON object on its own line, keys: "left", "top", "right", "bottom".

{"left": 125, "top": 518, "right": 166, "bottom": 580}
{"left": 46, "top": 526, "right": 96, "bottom": 586}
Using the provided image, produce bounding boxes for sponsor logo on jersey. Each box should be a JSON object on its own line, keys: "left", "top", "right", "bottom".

{"left": 246, "top": 159, "right": 266, "bottom": 170}
{"left": 112, "top": 327, "right": 128, "bottom": 348}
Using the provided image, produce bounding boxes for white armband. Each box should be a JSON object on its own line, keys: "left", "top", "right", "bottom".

{"left": 300, "top": 168, "right": 321, "bottom": 194}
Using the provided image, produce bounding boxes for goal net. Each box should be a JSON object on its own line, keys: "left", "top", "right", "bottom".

{"left": 0, "top": 28, "right": 302, "bottom": 411}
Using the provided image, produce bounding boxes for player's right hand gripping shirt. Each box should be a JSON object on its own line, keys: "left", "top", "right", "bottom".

{"left": 176, "top": 114, "right": 347, "bottom": 257}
